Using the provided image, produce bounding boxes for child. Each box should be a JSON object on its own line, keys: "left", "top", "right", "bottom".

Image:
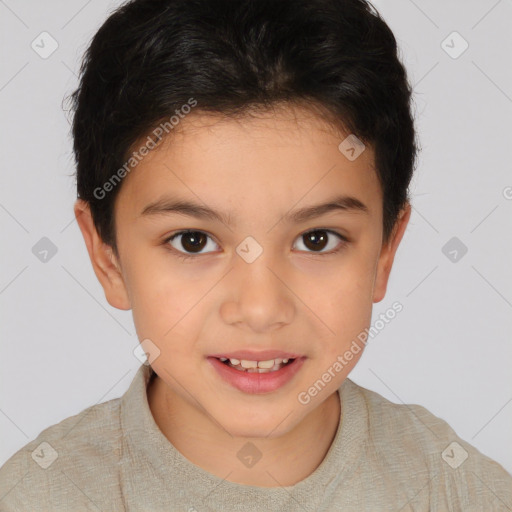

{"left": 1, "top": 0, "right": 511, "bottom": 510}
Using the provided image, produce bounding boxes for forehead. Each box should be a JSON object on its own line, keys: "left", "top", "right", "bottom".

{"left": 115, "top": 104, "right": 382, "bottom": 224}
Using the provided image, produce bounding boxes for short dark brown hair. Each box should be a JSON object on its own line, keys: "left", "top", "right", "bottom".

{"left": 69, "top": 0, "right": 419, "bottom": 255}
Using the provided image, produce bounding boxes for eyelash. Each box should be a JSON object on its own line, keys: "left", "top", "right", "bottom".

{"left": 162, "top": 229, "right": 349, "bottom": 261}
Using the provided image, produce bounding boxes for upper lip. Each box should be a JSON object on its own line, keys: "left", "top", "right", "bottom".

{"left": 208, "top": 350, "right": 303, "bottom": 360}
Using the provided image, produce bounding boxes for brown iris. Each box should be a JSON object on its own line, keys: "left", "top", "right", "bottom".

{"left": 179, "top": 231, "right": 208, "bottom": 253}
{"left": 302, "top": 230, "right": 329, "bottom": 252}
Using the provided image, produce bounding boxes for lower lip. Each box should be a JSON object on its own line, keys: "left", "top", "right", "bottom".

{"left": 207, "top": 357, "right": 306, "bottom": 394}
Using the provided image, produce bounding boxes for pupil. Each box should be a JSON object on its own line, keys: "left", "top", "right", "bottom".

{"left": 182, "top": 231, "right": 206, "bottom": 253}
{"left": 304, "top": 230, "right": 327, "bottom": 251}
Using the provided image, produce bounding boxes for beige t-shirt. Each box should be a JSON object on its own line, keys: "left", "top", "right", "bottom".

{"left": 1, "top": 363, "right": 511, "bottom": 511}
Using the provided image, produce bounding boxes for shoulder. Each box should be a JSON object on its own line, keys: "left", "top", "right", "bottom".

{"left": 0, "top": 397, "right": 123, "bottom": 511}
{"left": 344, "top": 379, "right": 512, "bottom": 511}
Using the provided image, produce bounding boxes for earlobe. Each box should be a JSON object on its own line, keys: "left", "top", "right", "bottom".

{"left": 73, "top": 199, "right": 132, "bottom": 311}
{"left": 372, "top": 203, "right": 411, "bottom": 304}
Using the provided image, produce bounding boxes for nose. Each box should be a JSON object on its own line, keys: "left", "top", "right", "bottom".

{"left": 220, "top": 253, "right": 295, "bottom": 333}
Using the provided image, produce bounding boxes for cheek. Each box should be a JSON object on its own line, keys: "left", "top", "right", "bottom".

{"left": 309, "top": 255, "right": 375, "bottom": 321}
{"left": 127, "top": 261, "right": 219, "bottom": 369}
{"left": 123, "top": 252, "right": 195, "bottom": 339}
{"left": 303, "top": 255, "right": 376, "bottom": 362}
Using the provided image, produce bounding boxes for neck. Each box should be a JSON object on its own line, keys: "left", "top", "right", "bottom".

{"left": 147, "top": 376, "right": 341, "bottom": 487}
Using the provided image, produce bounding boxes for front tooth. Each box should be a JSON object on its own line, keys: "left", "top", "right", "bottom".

{"left": 229, "top": 358, "right": 240, "bottom": 365}
{"left": 240, "top": 359, "right": 258, "bottom": 369}
{"left": 257, "top": 359, "right": 275, "bottom": 369}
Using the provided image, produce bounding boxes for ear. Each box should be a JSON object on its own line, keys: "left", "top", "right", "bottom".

{"left": 372, "top": 203, "right": 411, "bottom": 304}
{"left": 73, "top": 199, "right": 131, "bottom": 310}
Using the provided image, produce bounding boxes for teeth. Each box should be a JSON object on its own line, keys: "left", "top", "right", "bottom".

{"left": 257, "top": 359, "right": 275, "bottom": 369}
{"left": 235, "top": 358, "right": 290, "bottom": 369}
{"left": 240, "top": 359, "right": 258, "bottom": 369}
{"left": 219, "top": 357, "right": 295, "bottom": 373}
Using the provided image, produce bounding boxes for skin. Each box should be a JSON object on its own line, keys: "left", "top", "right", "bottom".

{"left": 74, "top": 103, "right": 411, "bottom": 487}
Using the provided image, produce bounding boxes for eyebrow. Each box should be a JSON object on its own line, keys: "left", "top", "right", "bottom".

{"left": 140, "top": 194, "right": 369, "bottom": 226}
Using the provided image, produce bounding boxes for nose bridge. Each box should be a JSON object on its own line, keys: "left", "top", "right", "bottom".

{"left": 234, "top": 239, "right": 281, "bottom": 293}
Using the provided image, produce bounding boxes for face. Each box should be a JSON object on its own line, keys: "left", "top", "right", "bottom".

{"left": 77, "top": 104, "right": 410, "bottom": 439}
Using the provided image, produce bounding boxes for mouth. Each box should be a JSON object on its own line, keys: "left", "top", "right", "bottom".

{"left": 207, "top": 353, "right": 306, "bottom": 394}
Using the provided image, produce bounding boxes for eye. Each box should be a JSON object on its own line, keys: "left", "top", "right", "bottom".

{"left": 163, "top": 228, "right": 348, "bottom": 260}
{"left": 164, "top": 230, "right": 220, "bottom": 258}
{"left": 293, "top": 229, "right": 347, "bottom": 254}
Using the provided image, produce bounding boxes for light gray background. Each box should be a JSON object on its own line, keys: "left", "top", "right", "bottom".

{"left": 1, "top": 0, "right": 511, "bottom": 475}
